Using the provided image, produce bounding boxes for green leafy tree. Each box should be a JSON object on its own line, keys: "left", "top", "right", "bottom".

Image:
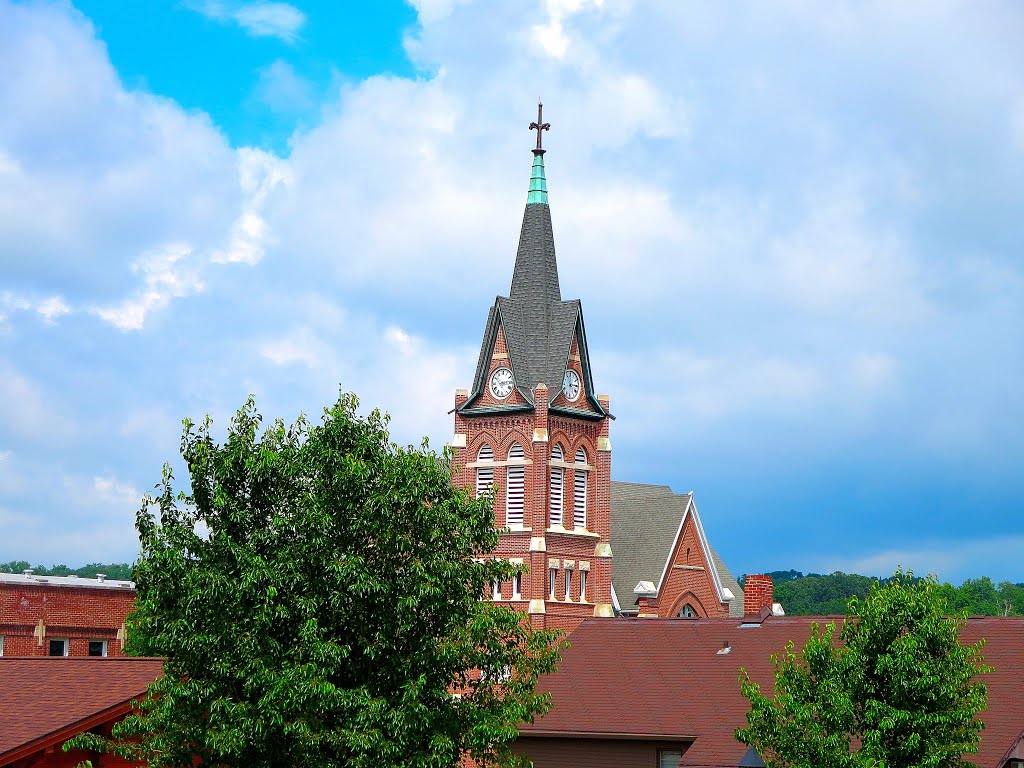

{"left": 70, "top": 395, "right": 561, "bottom": 768}
{"left": 737, "top": 570, "right": 989, "bottom": 768}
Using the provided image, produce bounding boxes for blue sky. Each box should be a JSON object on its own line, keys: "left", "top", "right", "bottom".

{"left": 0, "top": 0, "right": 1022, "bottom": 585}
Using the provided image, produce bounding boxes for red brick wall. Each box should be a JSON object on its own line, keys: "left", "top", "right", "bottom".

{"left": 0, "top": 582, "right": 135, "bottom": 657}
{"left": 651, "top": 509, "right": 730, "bottom": 619}
{"left": 743, "top": 574, "right": 774, "bottom": 615}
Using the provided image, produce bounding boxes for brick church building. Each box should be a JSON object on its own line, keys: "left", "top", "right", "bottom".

{"left": 450, "top": 107, "right": 745, "bottom": 633}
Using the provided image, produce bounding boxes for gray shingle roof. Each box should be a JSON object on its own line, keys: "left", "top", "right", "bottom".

{"left": 610, "top": 481, "right": 743, "bottom": 616}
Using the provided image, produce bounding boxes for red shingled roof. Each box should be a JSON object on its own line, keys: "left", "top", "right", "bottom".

{"left": 521, "top": 616, "right": 1024, "bottom": 768}
{"left": 0, "top": 656, "right": 164, "bottom": 766}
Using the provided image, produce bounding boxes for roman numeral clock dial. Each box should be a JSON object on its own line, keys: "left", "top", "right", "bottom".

{"left": 562, "top": 370, "right": 581, "bottom": 402}
{"left": 489, "top": 367, "right": 515, "bottom": 399}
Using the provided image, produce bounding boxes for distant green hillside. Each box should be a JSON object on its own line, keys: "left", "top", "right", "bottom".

{"left": 0, "top": 561, "right": 133, "bottom": 581}
{"left": 739, "top": 571, "right": 1024, "bottom": 617}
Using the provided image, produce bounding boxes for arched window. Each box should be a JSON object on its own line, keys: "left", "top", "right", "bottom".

{"left": 505, "top": 443, "right": 526, "bottom": 526}
{"left": 475, "top": 444, "right": 493, "bottom": 499}
{"left": 678, "top": 604, "right": 698, "bottom": 619}
{"left": 573, "top": 447, "right": 588, "bottom": 530}
{"left": 549, "top": 444, "right": 564, "bottom": 527}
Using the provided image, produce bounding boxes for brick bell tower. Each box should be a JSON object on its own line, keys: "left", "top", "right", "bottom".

{"left": 451, "top": 104, "right": 613, "bottom": 632}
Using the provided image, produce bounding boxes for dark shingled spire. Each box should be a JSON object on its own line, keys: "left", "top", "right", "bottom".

{"left": 461, "top": 113, "right": 606, "bottom": 417}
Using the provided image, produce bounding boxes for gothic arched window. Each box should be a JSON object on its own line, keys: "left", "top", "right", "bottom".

{"left": 549, "top": 444, "right": 564, "bottom": 527}
{"left": 678, "top": 604, "right": 698, "bottom": 619}
{"left": 505, "top": 443, "right": 526, "bottom": 527}
{"left": 573, "top": 447, "right": 588, "bottom": 530}
{"left": 475, "top": 444, "right": 493, "bottom": 499}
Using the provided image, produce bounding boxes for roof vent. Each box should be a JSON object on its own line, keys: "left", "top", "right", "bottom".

{"left": 633, "top": 580, "right": 657, "bottom": 596}
{"left": 96, "top": 573, "right": 107, "bottom": 583}
{"left": 717, "top": 640, "right": 731, "bottom": 655}
{"left": 22, "top": 568, "right": 33, "bottom": 576}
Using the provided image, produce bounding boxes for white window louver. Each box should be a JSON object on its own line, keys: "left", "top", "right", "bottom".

{"left": 574, "top": 447, "right": 588, "bottom": 530}
{"left": 505, "top": 443, "right": 525, "bottom": 526}
{"left": 549, "top": 445, "right": 564, "bottom": 527}
{"left": 476, "top": 444, "right": 493, "bottom": 499}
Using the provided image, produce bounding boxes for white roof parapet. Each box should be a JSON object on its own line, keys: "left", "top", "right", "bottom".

{"left": 0, "top": 572, "right": 135, "bottom": 590}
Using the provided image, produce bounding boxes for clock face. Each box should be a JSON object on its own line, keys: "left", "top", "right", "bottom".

{"left": 562, "top": 370, "right": 581, "bottom": 402}
{"left": 489, "top": 367, "right": 514, "bottom": 399}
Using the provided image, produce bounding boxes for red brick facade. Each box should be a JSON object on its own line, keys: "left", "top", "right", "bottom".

{"left": 0, "top": 575, "right": 134, "bottom": 658}
{"left": 452, "top": 384, "right": 614, "bottom": 634}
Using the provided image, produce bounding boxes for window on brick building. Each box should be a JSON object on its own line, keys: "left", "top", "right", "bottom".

{"left": 658, "top": 748, "right": 684, "bottom": 768}
{"left": 0, "top": 635, "right": 4, "bottom": 656}
{"left": 48, "top": 638, "right": 68, "bottom": 657}
{"left": 678, "top": 604, "right": 698, "bottom": 619}
{"left": 549, "top": 444, "right": 564, "bottom": 527}
{"left": 492, "top": 578, "right": 501, "bottom": 601}
{"left": 564, "top": 569, "right": 572, "bottom": 601}
{"left": 505, "top": 443, "right": 526, "bottom": 526}
{"left": 573, "top": 447, "right": 588, "bottom": 530}
{"left": 579, "top": 569, "right": 587, "bottom": 602}
{"left": 549, "top": 567, "right": 557, "bottom": 600}
{"left": 89, "top": 639, "right": 108, "bottom": 657}
{"left": 513, "top": 570, "right": 522, "bottom": 599}
{"left": 475, "top": 444, "right": 494, "bottom": 499}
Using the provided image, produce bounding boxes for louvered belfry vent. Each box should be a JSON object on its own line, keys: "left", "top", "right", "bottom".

{"left": 476, "top": 444, "right": 494, "bottom": 499}
{"left": 550, "top": 444, "right": 564, "bottom": 527}
{"left": 574, "top": 447, "right": 588, "bottom": 530}
{"left": 506, "top": 443, "right": 526, "bottom": 526}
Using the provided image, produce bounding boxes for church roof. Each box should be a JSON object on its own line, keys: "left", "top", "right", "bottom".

{"left": 610, "top": 481, "right": 744, "bottom": 617}
{"left": 461, "top": 150, "right": 605, "bottom": 415}
{"left": 520, "top": 616, "right": 1024, "bottom": 768}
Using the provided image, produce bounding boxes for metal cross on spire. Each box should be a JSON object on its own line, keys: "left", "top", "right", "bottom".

{"left": 529, "top": 100, "right": 550, "bottom": 153}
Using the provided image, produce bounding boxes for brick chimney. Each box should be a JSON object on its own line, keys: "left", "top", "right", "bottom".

{"left": 743, "top": 574, "right": 774, "bottom": 616}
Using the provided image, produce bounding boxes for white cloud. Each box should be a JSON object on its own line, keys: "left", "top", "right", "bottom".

{"left": 93, "top": 475, "right": 140, "bottom": 507}
{"left": 408, "top": 0, "right": 474, "bottom": 25}
{"left": 253, "top": 59, "right": 315, "bottom": 113}
{"left": 93, "top": 243, "right": 204, "bottom": 331}
{"left": 211, "top": 148, "right": 289, "bottom": 265}
{"left": 186, "top": 1, "right": 306, "bottom": 42}
{"left": 0, "top": 362, "right": 67, "bottom": 440}
{"left": 1, "top": 292, "right": 72, "bottom": 324}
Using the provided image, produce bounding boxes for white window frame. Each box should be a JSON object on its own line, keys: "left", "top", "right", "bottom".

{"left": 564, "top": 569, "right": 572, "bottom": 601}
{"left": 0, "top": 635, "right": 4, "bottom": 656}
{"left": 549, "top": 567, "right": 557, "bottom": 600}
{"left": 88, "top": 639, "right": 109, "bottom": 657}
{"left": 579, "top": 569, "right": 588, "bottom": 602}
{"left": 513, "top": 570, "right": 522, "bottom": 599}
{"left": 492, "top": 578, "right": 501, "bottom": 601}
{"left": 48, "top": 638, "right": 69, "bottom": 657}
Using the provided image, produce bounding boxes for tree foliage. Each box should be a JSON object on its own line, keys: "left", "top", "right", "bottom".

{"left": 760, "top": 572, "right": 1024, "bottom": 617}
{"left": 70, "top": 395, "right": 561, "bottom": 768}
{"left": 737, "top": 570, "right": 990, "bottom": 768}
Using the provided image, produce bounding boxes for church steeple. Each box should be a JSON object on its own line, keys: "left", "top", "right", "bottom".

{"left": 451, "top": 105, "right": 615, "bottom": 631}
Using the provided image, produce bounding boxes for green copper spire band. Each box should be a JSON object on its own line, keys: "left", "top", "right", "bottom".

{"left": 527, "top": 151, "right": 548, "bottom": 205}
